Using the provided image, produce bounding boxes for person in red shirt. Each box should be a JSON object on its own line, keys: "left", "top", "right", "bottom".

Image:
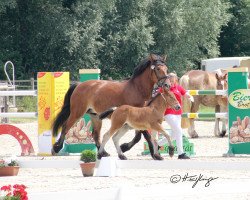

{"left": 158, "top": 72, "right": 193, "bottom": 159}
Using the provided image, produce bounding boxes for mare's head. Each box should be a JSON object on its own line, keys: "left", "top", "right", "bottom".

{"left": 161, "top": 83, "right": 181, "bottom": 111}
{"left": 131, "top": 54, "right": 169, "bottom": 86}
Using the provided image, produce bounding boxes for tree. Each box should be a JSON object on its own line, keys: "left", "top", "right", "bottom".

{"left": 149, "top": 0, "right": 231, "bottom": 75}
{"left": 219, "top": 0, "right": 250, "bottom": 56}
{"left": 99, "top": 0, "right": 154, "bottom": 79}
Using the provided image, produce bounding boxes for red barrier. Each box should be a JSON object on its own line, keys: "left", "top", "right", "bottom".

{"left": 0, "top": 124, "right": 35, "bottom": 156}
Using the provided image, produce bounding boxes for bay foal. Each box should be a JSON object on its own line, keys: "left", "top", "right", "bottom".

{"left": 98, "top": 83, "right": 180, "bottom": 160}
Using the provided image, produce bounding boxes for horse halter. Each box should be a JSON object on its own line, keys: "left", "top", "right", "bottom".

{"left": 151, "top": 61, "right": 170, "bottom": 87}
{"left": 159, "top": 83, "right": 171, "bottom": 102}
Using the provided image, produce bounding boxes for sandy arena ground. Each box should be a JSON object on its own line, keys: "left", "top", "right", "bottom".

{"left": 1, "top": 120, "right": 250, "bottom": 199}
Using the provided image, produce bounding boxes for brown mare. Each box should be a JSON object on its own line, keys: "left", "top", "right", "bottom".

{"left": 52, "top": 54, "right": 169, "bottom": 159}
{"left": 179, "top": 69, "right": 228, "bottom": 138}
{"left": 98, "top": 83, "right": 180, "bottom": 160}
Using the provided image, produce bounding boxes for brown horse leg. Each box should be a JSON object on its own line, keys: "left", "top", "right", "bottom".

{"left": 120, "top": 130, "right": 142, "bottom": 152}
{"left": 188, "top": 100, "right": 200, "bottom": 138}
{"left": 52, "top": 125, "right": 67, "bottom": 154}
{"left": 52, "top": 104, "right": 87, "bottom": 154}
{"left": 217, "top": 105, "right": 227, "bottom": 137}
{"left": 52, "top": 115, "right": 79, "bottom": 154}
{"left": 120, "top": 130, "right": 158, "bottom": 160}
{"left": 90, "top": 114, "right": 110, "bottom": 157}
{"left": 214, "top": 105, "right": 220, "bottom": 137}
{"left": 151, "top": 130, "right": 163, "bottom": 160}
{"left": 141, "top": 131, "right": 162, "bottom": 160}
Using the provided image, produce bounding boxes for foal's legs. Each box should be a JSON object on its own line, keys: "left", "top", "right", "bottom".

{"left": 153, "top": 124, "right": 174, "bottom": 157}
{"left": 112, "top": 124, "right": 132, "bottom": 160}
{"left": 97, "top": 130, "right": 113, "bottom": 159}
{"left": 90, "top": 114, "right": 110, "bottom": 156}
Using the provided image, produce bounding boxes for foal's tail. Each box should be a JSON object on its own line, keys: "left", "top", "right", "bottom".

{"left": 99, "top": 107, "right": 117, "bottom": 120}
{"left": 52, "top": 84, "right": 78, "bottom": 137}
{"left": 179, "top": 75, "right": 191, "bottom": 129}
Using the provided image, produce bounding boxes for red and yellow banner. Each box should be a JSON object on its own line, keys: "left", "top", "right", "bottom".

{"left": 37, "top": 72, "right": 69, "bottom": 155}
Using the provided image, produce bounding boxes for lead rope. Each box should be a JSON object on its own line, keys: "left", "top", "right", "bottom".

{"left": 160, "top": 92, "right": 167, "bottom": 102}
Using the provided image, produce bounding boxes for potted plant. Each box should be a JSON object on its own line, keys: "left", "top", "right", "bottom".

{"left": 0, "top": 159, "right": 20, "bottom": 176}
{"left": 80, "top": 150, "right": 96, "bottom": 177}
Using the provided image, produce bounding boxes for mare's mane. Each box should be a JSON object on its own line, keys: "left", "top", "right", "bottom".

{"left": 131, "top": 55, "right": 165, "bottom": 79}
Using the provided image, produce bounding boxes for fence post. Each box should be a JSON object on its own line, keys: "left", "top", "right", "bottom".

{"left": 30, "top": 78, "right": 35, "bottom": 90}
{"left": 3, "top": 96, "right": 9, "bottom": 123}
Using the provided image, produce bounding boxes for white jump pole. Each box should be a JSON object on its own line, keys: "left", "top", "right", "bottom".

{"left": 0, "top": 112, "right": 37, "bottom": 118}
{"left": 0, "top": 90, "right": 37, "bottom": 96}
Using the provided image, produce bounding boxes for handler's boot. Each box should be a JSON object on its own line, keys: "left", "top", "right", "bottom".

{"left": 178, "top": 153, "right": 190, "bottom": 159}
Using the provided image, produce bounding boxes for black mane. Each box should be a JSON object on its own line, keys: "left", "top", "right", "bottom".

{"left": 131, "top": 55, "right": 165, "bottom": 79}
{"left": 131, "top": 58, "right": 151, "bottom": 79}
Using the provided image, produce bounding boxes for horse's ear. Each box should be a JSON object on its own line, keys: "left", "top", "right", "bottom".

{"left": 149, "top": 54, "right": 156, "bottom": 62}
{"left": 224, "top": 73, "right": 228, "bottom": 79}
{"left": 215, "top": 73, "right": 219, "bottom": 80}
{"left": 161, "top": 55, "right": 167, "bottom": 62}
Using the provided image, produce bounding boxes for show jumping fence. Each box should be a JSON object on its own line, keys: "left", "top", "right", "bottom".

{"left": 0, "top": 90, "right": 37, "bottom": 118}
{"left": 181, "top": 89, "right": 228, "bottom": 119}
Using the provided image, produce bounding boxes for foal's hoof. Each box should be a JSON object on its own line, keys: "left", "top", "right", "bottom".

{"left": 97, "top": 151, "right": 110, "bottom": 160}
{"left": 120, "top": 143, "right": 130, "bottom": 153}
{"left": 168, "top": 146, "right": 175, "bottom": 158}
{"left": 152, "top": 154, "right": 164, "bottom": 160}
{"left": 118, "top": 154, "right": 127, "bottom": 160}
{"left": 102, "top": 150, "right": 110, "bottom": 157}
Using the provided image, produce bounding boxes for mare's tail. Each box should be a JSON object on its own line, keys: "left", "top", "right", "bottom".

{"left": 52, "top": 84, "right": 78, "bottom": 137}
{"left": 99, "top": 107, "right": 117, "bottom": 120}
{"left": 179, "top": 75, "right": 191, "bottom": 129}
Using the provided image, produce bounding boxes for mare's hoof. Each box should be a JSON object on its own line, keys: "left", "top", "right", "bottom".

{"left": 168, "top": 146, "right": 175, "bottom": 157}
{"left": 51, "top": 148, "right": 58, "bottom": 156}
{"left": 152, "top": 154, "right": 164, "bottom": 160}
{"left": 118, "top": 154, "right": 127, "bottom": 160}
{"left": 120, "top": 143, "right": 129, "bottom": 153}
{"left": 51, "top": 143, "right": 61, "bottom": 155}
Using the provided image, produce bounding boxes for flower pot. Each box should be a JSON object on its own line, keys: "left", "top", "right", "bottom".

{"left": 80, "top": 162, "right": 95, "bottom": 177}
{"left": 0, "top": 166, "right": 20, "bottom": 176}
